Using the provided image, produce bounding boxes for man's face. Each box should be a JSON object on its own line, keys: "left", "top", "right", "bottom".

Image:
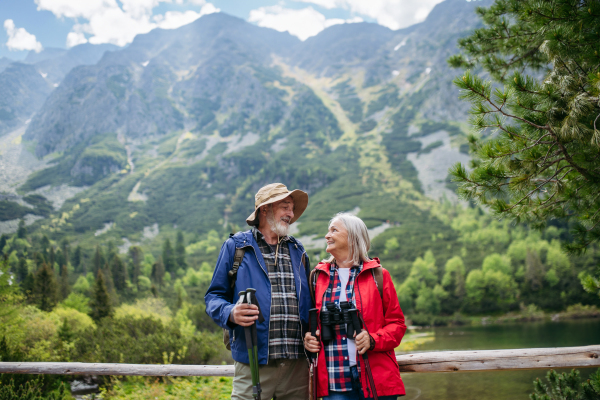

{"left": 262, "top": 197, "right": 294, "bottom": 236}
{"left": 271, "top": 198, "right": 294, "bottom": 225}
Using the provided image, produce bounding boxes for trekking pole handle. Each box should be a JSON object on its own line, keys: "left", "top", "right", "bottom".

{"left": 308, "top": 308, "right": 318, "bottom": 358}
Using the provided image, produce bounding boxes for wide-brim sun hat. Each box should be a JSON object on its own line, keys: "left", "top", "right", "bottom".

{"left": 246, "top": 183, "right": 308, "bottom": 226}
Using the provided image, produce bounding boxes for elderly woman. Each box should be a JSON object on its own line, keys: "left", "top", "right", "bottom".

{"left": 304, "top": 213, "right": 406, "bottom": 400}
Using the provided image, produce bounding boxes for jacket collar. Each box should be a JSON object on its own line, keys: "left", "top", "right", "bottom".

{"left": 232, "top": 229, "right": 305, "bottom": 252}
{"left": 315, "top": 257, "right": 381, "bottom": 275}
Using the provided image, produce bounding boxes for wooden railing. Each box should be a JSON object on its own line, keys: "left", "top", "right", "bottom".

{"left": 1, "top": 345, "right": 598, "bottom": 377}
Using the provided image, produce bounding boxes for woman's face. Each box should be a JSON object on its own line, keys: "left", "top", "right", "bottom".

{"left": 325, "top": 219, "right": 348, "bottom": 256}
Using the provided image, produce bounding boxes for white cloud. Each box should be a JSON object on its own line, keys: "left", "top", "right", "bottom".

{"left": 34, "top": 0, "right": 219, "bottom": 48}
{"left": 295, "top": 0, "right": 445, "bottom": 30}
{"left": 66, "top": 31, "right": 88, "bottom": 47}
{"left": 154, "top": 4, "right": 219, "bottom": 30}
{"left": 248, "top": 6, "right": 362, "bottom": 41}
{"left": 35, "top": 0, "right": 117, "bottom": 19}
{"left": 3, "top": 19, "right": 43, "bottom": 52}
{"left": 296, "top": 0, "right": 339, "bottom": 8}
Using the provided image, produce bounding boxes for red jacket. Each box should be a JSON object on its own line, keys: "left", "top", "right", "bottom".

{"left": 313, "top": 258, "right": 406, "bottom": 398}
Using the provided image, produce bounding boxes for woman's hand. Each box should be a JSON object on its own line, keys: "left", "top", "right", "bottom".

{"left": 304, "top": 330, "right": 321, "bottom": 353}
{"left": 355, "top": 331, "right": 374, "bottom": 355}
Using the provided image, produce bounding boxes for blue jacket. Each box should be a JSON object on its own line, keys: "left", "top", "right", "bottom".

{"left": 204, "top": 229, "right": 312, "bottom": 365}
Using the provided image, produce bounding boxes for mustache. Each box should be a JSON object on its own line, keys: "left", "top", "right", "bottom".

{"left": 280, "top": 216, "right": 291, "bottom": 224}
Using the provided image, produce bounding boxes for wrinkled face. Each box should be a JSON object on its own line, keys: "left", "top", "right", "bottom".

{"left": 264, "top": 197, "right": 294, "bottom": 236}
{"left": 325, "top": 219, "right": 348, "bottom": 255}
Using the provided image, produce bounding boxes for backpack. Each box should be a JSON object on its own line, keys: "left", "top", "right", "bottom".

{"left": 222, "top": 244, "right": 246, "bottom": 350}
{"left": 222, "top": 238, "right": 307, "bottom": 350}
{"left": 308, "top": 265, "right": 384, "bottom": 305}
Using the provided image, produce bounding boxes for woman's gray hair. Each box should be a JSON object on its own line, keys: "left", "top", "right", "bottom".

{"left": 324, "top": 212, "right": 371, "bottom": 265}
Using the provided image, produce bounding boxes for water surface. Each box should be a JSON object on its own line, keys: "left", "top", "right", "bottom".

{"left": 400, "top": 319, "right": 600, "bottom": 400}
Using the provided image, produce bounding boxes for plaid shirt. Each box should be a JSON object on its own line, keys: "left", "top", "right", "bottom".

{"left": 324, "top": 262, "right": 363, "bottom": 392}
{"left": 253, "top": 227, "right": 303, "bottom": 360}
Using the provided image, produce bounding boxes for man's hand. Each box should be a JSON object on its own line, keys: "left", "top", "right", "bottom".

{"left": 229, "top": 303, "right": 259, "bottom": 327}
{"left": 304, "top": 330, "right": 321, "bottom": 353}
{"left": 355, "top": 331, "right": 373, "bottom": 355}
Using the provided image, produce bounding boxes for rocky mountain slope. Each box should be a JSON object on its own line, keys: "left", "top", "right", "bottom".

{"left": 0, "top": 44, "right": 118, "bottom": 136}
{"left": 1, "top": 0, "right": 492, "bottom": 256}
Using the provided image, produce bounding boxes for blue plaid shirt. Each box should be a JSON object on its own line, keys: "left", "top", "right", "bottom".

{"left": 324, "top": 262, "right": 363, "bottom": 392}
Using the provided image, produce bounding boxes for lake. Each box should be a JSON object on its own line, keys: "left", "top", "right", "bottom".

{"left": 399, "top": 318, "right": 600, "bottom": 400}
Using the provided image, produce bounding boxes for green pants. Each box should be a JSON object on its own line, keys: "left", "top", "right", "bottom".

{"left": 232, "top": 358, "right": 309, "bottom": 400}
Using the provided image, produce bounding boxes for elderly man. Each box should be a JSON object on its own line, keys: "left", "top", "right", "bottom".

{"left": 205, "top": 183, "right": 312, "bottom": 400}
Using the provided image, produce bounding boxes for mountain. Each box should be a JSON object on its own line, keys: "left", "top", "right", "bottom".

{"left": 24, "top": 13, "right": 300, "bottom": 157}
{"left": 33, "top": 43, "right": 119, "bottom": 84}
{"left": 0, "top": 63, "right": 52, "bottom": 136}
{"left": 0, "top": 43, "right": 119, "bottom": 136}
{"left": 0, "top": 57, "right": 13, "bottom": 74}
{"left": 24, "top": 47, "right": 68, "bottom": 64}
{"left": 2, "top": 0, "right": 492, "bottom": 264}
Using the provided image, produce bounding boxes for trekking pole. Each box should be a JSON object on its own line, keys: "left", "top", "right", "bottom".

{"left": 246, "top": 288, "right": 263, "bottom": 399}
{"left": 349, "top": 309, "right": 378, "bottom": 400}
{"left": 241, "top": 288, "right": 264, "bottom": 400}
{"left": 308, "top": 308, "right": 319, "bottom": 400}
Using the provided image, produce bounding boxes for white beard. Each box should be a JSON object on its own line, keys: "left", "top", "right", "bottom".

{"left": 267, "top": 208, "right": 290, "bottom": 237}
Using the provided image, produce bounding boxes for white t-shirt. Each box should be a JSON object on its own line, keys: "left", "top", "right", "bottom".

{"left": 337, "top": 268, "right": 357, "bottom": 366}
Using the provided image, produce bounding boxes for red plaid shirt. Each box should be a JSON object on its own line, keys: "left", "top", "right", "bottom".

{"left": 323, "top": 262, "right": 362, "bottom": 392}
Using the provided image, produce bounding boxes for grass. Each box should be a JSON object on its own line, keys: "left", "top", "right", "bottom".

{"left": 99, "top": 376, "right": 233, "bottom": 400}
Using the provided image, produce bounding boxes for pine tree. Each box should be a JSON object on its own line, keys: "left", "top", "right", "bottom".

{"left": 93, "top": 246, "right": 104, "bottom": 276}
{"left": 448, "top": 0, "right": 600, "bottom": 253}
{"left": 107, "top": 241, "right": 116, "bottom": 261}
{"left": 22, "top": 272, "right": 35, "bottom": 300}
{"left": 33, "top": 264, "right": 59, "bottom": 312}
{"left": 102, "top": 263, "right": 116, "bottom": 295}
{"left": 531, "top": 368, "right": 600, "bottom": 400}
{"left": 49, "top": 246, "right": 56, "bottom": 270}
{"left": 0, "top": 234, "right": 7, "bottom": 255}
{"left": 40, "top": 235, "right": 50, "bottom": 259}
{"left": 151, "top": 257, "right": 165, "bottom": 289}
{"left": 90, "top": 270, "right": 112, "bottom": 321}
{"left": 111, "top": 255, "right": 127, "bottom": 292}
{"left": 72, "top": 245, "right": 81, "bottom": 272}
{"left": 128, "top": 246, "right": 143, "bottom": 287}
{"left": 17, "top": 257, "right": 28, "bottom": 284}
{"left": 55, "top": 249, "right": 65, "bottom": 271}
{"left": 60, "top": 264, "right": 70, "bottom": 300}
{"left": 16, "top": 219, "right": 26, "bottom": 239}
{"left": 33, "top": 252, "right": 45, "bottom": 269}
{"left": 175, "top": 231, "right": 187, "bottom": 270}
{"left": 60, "top": 239, "right": 70, "bottom": 267}
{"left": 162, "top": 239, "right": 175, "bottom": 273}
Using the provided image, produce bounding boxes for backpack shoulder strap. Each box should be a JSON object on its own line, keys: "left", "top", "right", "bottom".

{"left": 371, "top": 266, "right": 384, "bottom": 301}
{"left": 228, "top": 247, "right": 246, "bottom": 289}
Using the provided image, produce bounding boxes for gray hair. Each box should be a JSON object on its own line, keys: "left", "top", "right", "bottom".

{"left": 324, "top": 213, "right": 371, "bottom": 265}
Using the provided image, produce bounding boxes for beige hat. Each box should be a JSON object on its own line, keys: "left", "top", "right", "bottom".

{"left": 246, "top": 183, "right": 308, "bottom": 226}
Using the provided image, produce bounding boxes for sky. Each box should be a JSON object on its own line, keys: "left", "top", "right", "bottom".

{"left": 0, "top": 0, "right": 446, "bottom": 60}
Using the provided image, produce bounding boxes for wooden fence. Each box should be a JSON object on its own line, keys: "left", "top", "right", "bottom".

{"left": 1, "top": 345, "right": 598, "bottom": 377}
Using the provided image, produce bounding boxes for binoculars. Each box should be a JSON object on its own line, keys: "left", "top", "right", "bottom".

{"left": 320, "top": 301, "right": 359, "bottom": 342}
